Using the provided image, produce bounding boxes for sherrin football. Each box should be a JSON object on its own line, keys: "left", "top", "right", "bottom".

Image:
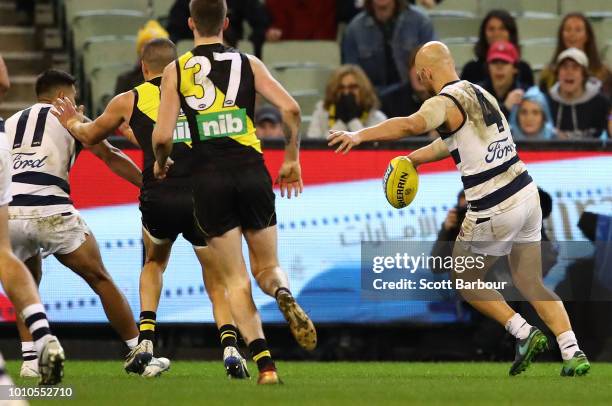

{"left": 382, "top": 156, "right": 419, "bottom": 209}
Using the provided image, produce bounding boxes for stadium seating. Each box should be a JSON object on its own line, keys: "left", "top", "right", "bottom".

{"left": 446, "top": 41, "right": 476, "bottom": 70}
{"left": 235, "top": 40, "right": 255, "bottom": 55}
{"left": 429, "top": 0, "right": 478, "bottom": 17}
{"left": 430, "top": 16, "right": 479, "bottom": 41}
{"left": 478, "top": 0, "right": 559, "bottom": 16}
{"left": 516, "top": 16, "right": 560, "bottom": 41}
{"left": 592, "top": 18, "right": 612, "bottom": 53}
{"left": 71, "top": 11, "right": 147, "bottom": 52}
{"left": 262, "top": 41, "right": 340, "bottom": 69}
{"left": 90, "top": 63, "right": 133, "bottom": 114}
{"left": 63, "top": 0, "right": 149, "bottom": 24}
{"left": 560, "top": 0, "right": 612, "bottom": 18}
{"left": 152, "top": 0, "right": 175, "bottom": 20}
{"left": 177, "top": 39, "right": 193, "bottom": 56}
{"left": 519, "top": 39, "right": 557, "bottom": 71}
{"left": 272, "top": 65, "right": 334, "bottom": 95}
{"left": 82, "top": 36, "right": 137, "bottom": 78}
{"left": 291, "top": 90, "right": 320, "bottom": 120}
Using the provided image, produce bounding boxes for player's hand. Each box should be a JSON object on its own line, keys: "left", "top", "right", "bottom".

{"left": 51, "top": 96, "right": 84, "bottom": 130}
{"left": 327, "top": 130, "right": 361, "bottom": 154}
{"left": 275, "top": 160, "right": 303, "bottom": 199}
{"left": 153, "top": 157, "right": 174, "bottom": 180}
{"left": 444, "top": 208, "right": 458, "bottom": 231}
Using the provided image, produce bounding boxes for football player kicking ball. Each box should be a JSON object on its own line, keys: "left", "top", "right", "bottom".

{"left": 151, "top": 0, "right": 316, "bottom": 384}
{"left": 328, "top": 41, "right": 589, "bottom": 377}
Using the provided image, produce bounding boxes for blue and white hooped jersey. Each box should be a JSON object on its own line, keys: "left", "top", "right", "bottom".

{"left": 4, "top": 103, "right": 77, "bottom": 218}
{"left": 437, "top": 80, "right": 536, "bottom": 214}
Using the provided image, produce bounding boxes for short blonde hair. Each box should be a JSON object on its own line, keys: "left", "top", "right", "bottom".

{"left": 323, "top": 65, "right": 379, "bottom": 112}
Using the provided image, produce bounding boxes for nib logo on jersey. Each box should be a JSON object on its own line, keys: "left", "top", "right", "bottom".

{"left": 196, "top": 108, "right": 248, "bottom": 140}
{"left": 173, "top": 113, "right": 192, "bottom": 143}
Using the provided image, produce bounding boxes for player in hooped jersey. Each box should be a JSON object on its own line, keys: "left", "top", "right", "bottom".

{"left": 2, "top": 70, "right": 163, "bottom": 377}
{"left": 0, "top": 115, "right": 64, "bottom": 385}
{"left": 53, "top": 39, "right": 253, "bottom": 379}
{"left": 328, "top": 42, "right": 590, "bottom": 377}
{"left": 151, "top": 0, "right": 315, "bottom": 384}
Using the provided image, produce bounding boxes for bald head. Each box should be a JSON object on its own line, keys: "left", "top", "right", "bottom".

{"left": 413, "top": 41, "right": 459, "bottom": 95}
{"left": 415, "top": 41, "right": 455, "bottom": 73}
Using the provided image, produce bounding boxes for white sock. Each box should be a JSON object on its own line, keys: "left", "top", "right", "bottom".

{"left": 21, "top": 303, "right": 53, "bottom": 355}
{"left": 505, "top": 313, "right": 532, "bottom": 340}
{"left": 21, "top": 341, "right": 37, "bottom": 362}
{"left": 557, "top": 330, "right": 580, "bottom": 361}
{"left": 125, "top": 337, "right": 139, "bottom": 350}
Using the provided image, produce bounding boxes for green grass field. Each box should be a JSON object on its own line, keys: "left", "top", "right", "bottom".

{"left": 5, "top": 361, "right": 612, "bottom": 405}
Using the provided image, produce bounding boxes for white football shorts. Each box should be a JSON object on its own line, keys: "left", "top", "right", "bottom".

{"left": 457, "top": 188, "right": 542, "bottom": 256}
{"left": 9, "top": 210, "right": 91, "bottom": 261}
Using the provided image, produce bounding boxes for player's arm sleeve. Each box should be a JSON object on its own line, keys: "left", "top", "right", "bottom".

{"left": 414, "top": 96, "right": 449, "bottom": 132}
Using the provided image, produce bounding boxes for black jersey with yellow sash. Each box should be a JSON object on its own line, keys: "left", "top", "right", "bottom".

{"left": 176, "top": 43, "right": 262, "bottom": 167}
{"left": 130, "top": 77, "right": 193, "bottom": 185}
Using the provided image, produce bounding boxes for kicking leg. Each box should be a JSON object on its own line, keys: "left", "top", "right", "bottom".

{"left": 452, "top": 242, "right": 547, "bottom": 375}
{"left": 244, "top": 225, "right": 316, "bottom": 351}
{"left": 510, "top": 242, "right": 589, "bottom": 376}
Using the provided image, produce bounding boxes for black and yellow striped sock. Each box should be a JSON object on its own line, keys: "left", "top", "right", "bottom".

{"left": 248, "top": 338, "right": 275, "bottom": 372}
{"left": 219, "top": 324, "right": 238, "bottom": 348}
{"left": 139, "top": 311, "right": 157, "bottom": 343}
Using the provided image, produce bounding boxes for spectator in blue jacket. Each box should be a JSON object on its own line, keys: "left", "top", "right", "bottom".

{"left": 509, "top": 87, "right": 556, "bottom": 140}
{"left": 341, "top": 0, "right": 435, "bottom": 94}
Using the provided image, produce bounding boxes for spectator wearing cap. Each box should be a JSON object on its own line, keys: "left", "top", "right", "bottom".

{"left": 539, "top": 13, "right": 611, "bottom": 97}
{"left": 547, "top": 48, "right": 611, "bottom": 139}
{"left": 255, "top": 106, "right": 284, "bottom": 140}
{"left": 114, "top": 20, "right": 169, "bottom": 95}
{"left": 342, "top": 0, "right": 436, "bottom": 94}
{"left": 461, "top": 10, "right": 534, "bottom": 88}
{"left": 478, "top": 41, "right": 529, "bottom": 119}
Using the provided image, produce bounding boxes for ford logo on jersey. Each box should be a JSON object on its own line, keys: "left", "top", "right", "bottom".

{"left": 485, "top": 138, "right": 515, "bottom": 163}
{"left": 13, "top": 152, "right": 48, "bottom": 170}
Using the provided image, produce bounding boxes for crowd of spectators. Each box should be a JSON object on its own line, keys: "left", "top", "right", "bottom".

{"left": 155, "top": 0, "right": 612, "bottom": 141}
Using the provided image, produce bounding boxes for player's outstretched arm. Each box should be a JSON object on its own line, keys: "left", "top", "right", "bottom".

{"left": 327, "top": 96, "right": 450, "bottom": 154}
{"left": 152, "top": 62, "right": 180, "bottom": 180}
{"left": 87, "top": 140, "right": 142, "bottom": 188}
{"left": 249, "top": 55, "right": 303, "bottom": 198}
{"left": 52, "top": 92, "right": 133, "bottom": 145}
{"left": 407, "top": 137, "right": 450, "bottom": 168}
